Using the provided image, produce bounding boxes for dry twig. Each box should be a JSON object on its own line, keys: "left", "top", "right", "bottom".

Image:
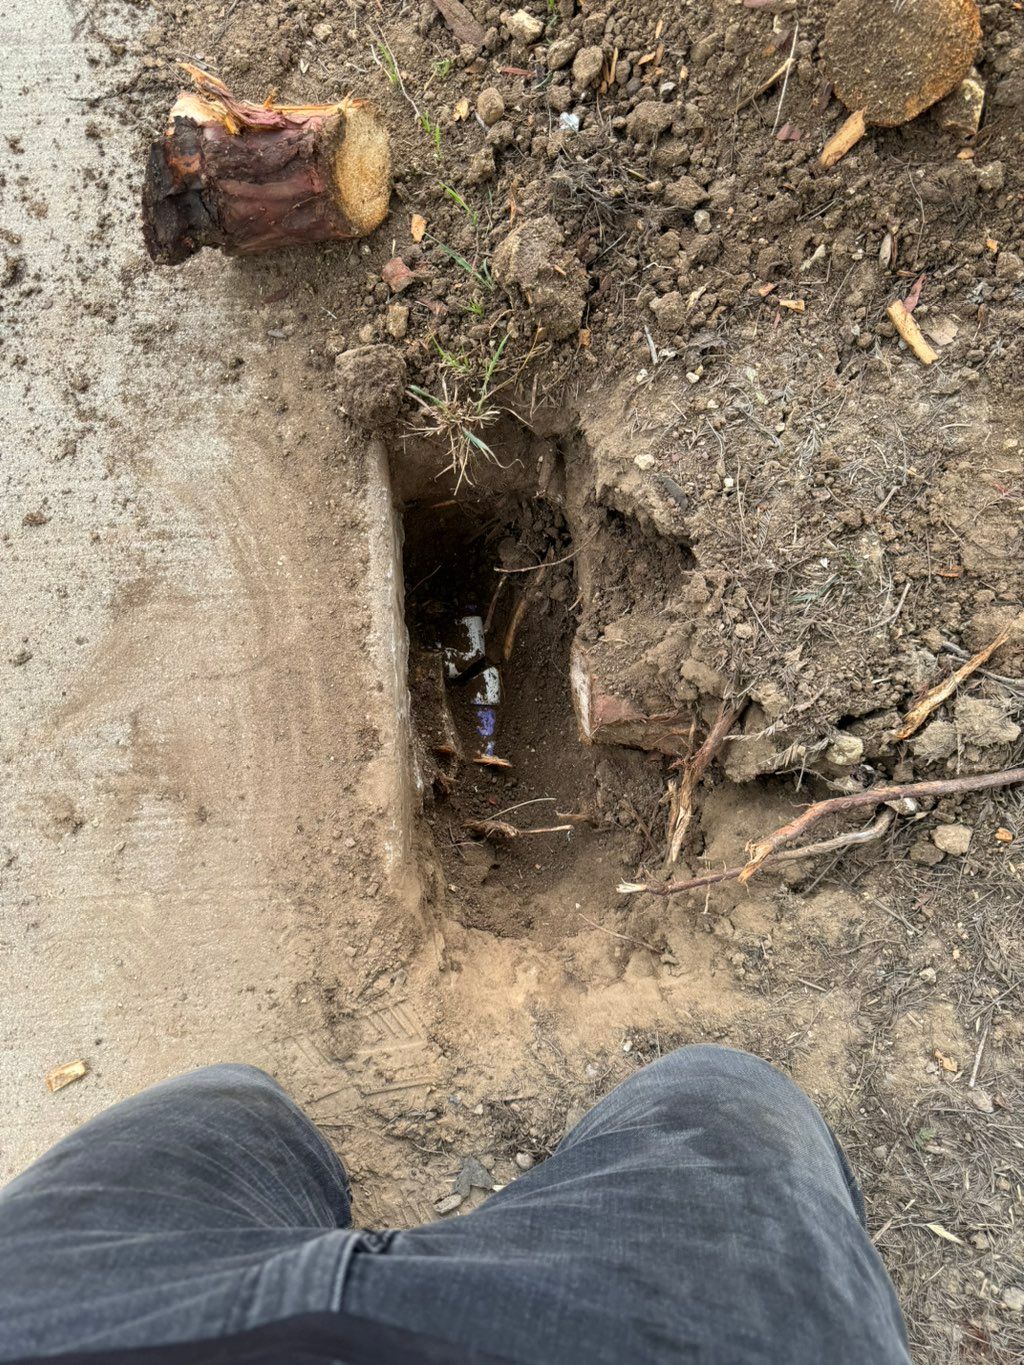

{"left": 894, "top": 626, "right": 1012, "bottom": 739}
{"left": 740, "top": 767, "right": 1024, "bottom": 882}
{"left": 466, "top": 819, "right": 572, "bottom": 840}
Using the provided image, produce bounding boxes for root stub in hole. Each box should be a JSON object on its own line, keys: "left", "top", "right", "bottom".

{"left": 398, "top": 445, "right": 658, "bottom": 941}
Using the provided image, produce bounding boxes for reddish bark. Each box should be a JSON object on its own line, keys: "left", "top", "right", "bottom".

{"left": 142, "top": 68, "right": 390, "bottom": 265}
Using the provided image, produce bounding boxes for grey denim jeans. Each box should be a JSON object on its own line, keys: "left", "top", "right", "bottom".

{"left": 0, "top": 1046, "right": 911, "bottom": 1363}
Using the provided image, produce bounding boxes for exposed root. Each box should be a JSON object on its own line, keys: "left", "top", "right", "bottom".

{"left": 620, "top": 809, "right": 893, "bottom": 897}
{"left": 740, "top": 767, "right": 1024, "bottom": 882}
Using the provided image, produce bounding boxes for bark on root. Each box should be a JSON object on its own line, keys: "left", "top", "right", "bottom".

{"left": 142, "top": 66, "right": 391, "bottom": 265}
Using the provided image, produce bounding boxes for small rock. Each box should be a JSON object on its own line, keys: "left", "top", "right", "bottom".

{"left": 1003, "top": 1286, "right": 1024, "bottom": 1313}
{"left": 625, "top": 101, "right": 674, "bottom": 141}
{"left": 995, "top": 249, "right": 1024, "bottom": 283}
{"left": 955, "top": 696, "right": 1021, "bottom": 747}
{"left": 545, "top": 35, "right": 578, "bottom": 70}
{"left": 514, "top": 1151, "right": 535, "bottom": 1170}
{"left": 434, "top": 1192, "right": 464, "bottom": 1216}
{"left": 969, "top": 1089, "right": 994, "bottom": 1113}
{"left": 693, "top": 209, "right": 712, "bottom": 234}
{"left": 932, "top": 823, "right": 972, "bottom": 857}
{"left": 975, "top": 160, "right": 1005, "bottom": 192}
{"left": 334, "top": 345, "right": 407, "bottom": 429}
{"left": 507, "top": 8, "right": 544, "bottom": 45}
{"left": 312, "top": 20, "right": 332, "bottom": 40}
{"left": 386, "top": 303, "right": 409, "bottom": 339}
{"left": 970, "top": 1231, "right": 990, "bottom": 1249}
{"left": 664, "top": 174, "right": 709, "bottom": 214}
{"left": 826, "top": 733, "right": 864, "bottom": 767}
{"left": 476, "top": 87, "right": 505, "bottom": 126}
{"left": 455, "top": 1155, "right": 494, "bottom": 1196}
{"left": 571, "top": 45, "right": 605, "bottom": 89}
{"left": 918, "top": 966, "right": 937, "bottom": 984}
{"left": 910, "top": 838, "right": 945, "bottom": 866}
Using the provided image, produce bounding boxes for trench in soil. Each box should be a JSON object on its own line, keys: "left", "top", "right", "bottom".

{"left": 394, "top": 426, "right": 652, "bottom": 942}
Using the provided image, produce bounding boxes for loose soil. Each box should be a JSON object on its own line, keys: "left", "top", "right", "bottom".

{"left": 4, "top": 0, "right": 1024, "bottom": 1359}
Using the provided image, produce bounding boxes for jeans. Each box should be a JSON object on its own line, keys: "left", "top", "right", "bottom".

{"left": 0, "top": 1047, "right": 911, "bottom": 1364}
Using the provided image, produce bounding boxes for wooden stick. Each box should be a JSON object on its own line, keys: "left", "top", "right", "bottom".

{"left": 887, "top": 299, "right": 939, "bottom": 365}
{"left": 666, "top": 702, "right": 744, "bottom": 863}
{"left": 620, "top": 810, "right": 893, "bottom": 897}
{"left": 740, "top": 767, "right": 1024, "bottom": 882}
{"left": 820, "top": 107, "right": 866, "bottom": 168}
{"left": 894, "top": 627, "right": 1011, "bottom": 740}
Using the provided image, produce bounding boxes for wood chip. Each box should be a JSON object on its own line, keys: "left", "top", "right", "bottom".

{"left": 46, "top": 1060, "right": 89, "bottom": 1093}
{"left": 779, "top": 298, "right": 805, "bottom": 312}
{"left": 820, "top": 107, "right": 866, "bottom": 168}
{"left": 453, "top": 97, "right": 470, "bottom": 121}
{"left": 410, "top": 213, "right": 427, "bottom": 242}
{"left": 887, "top": 299, "right": 938, "bottom": 365}
{"left": 894, "top": 627, "right": 1011, "bottom": 740}
{"left": 995, "top": 827, "right": 1014, "bottom": 843}
{"left": 473, "top": 753, "right": 513, "bottom": 769}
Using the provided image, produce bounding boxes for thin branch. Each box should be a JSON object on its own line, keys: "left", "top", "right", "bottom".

{"left": 771, "top": 23, "right": 799, "bottom": 135}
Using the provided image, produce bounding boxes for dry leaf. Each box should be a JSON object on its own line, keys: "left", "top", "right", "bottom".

{"left": 578, "top": 327, "right": 591, "bottom": 348}
{"left": 779, "top": 298, "right": 805, "bottom": 313}
{"left": 985, "top": 237, "right": 999, "bottom": 252}
{"left": 46, "top": 1059, "right": 89, "bottom": 1093}
{"left": 934, "top": 1049, "right": 959, "bottom": 1073}
{"left": 903, "top": 273, "right": 926, "bottom": 312}
{"left": 926, "top": 1222, "right": 964, "bottom": 1246}
{"left": 382, "top": 257, "right": 417, "bottom": 292}
{"left": 410, "top": 213, "right": 427, "bottom": 243}
{"left": 970, "top": 1090, "right": 994, "bottom": 1113}
{"left": 453, "top": 97, "right": 470, "bottom": 121}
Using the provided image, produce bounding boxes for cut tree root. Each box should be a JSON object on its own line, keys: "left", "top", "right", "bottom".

{"left": 620, "top": 810, "right": 893, "bottom": 897}
{"left": 740, "top": 766, "right": 1024, "bottom": 882}
{"left": 142, "top": 66, "right": 391, "bottom": 264}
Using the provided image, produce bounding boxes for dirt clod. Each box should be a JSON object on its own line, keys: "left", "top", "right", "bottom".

{"left": 476, "top": 87, "right": 505, "bottom": 126}
{"left": 492, "top": 215, "right": 587, "bottom": 341}
{"left": 335, "top": 345, "right": 407, "bottom": 429}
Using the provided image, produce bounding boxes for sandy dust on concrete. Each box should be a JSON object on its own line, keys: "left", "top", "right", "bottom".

{"left": 0, "top": 0, "right": 413, "bottom": 1185}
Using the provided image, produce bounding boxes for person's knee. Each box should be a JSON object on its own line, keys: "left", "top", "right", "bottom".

{"left": 576, "top": 1044, "right": 819, "bottom": 1143}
